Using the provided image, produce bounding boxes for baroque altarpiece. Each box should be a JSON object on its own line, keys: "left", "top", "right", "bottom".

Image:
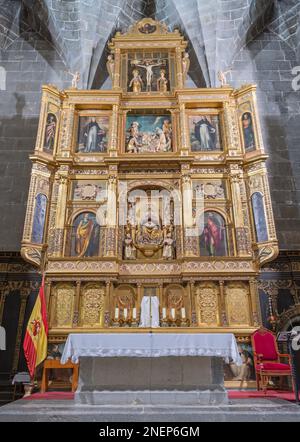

{"left": 21, "top": 19, "right": 278, "bottom": 344}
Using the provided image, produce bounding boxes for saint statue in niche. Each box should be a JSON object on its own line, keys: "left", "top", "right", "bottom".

{"left": 74, "top": 213, "right": 99, "bottom": 258}
{"left": 106, "top": 54, "right": 115, "bottom": 82}
{"left": 43, "top": 113, "right": 57, "bottom": 152}
{"left": 182, "top": 52, "right": 190, "bottom": 84}
{"left": 200, "top": 212, "right": 227, "bottom": 257}
{"left": 242, "top": 112, "right": 256, "bottom": 151}
{"left": 157, "top": 69, "right": 168, "bottom": 93}
{"left": 124, "top": 232, "right": 136, "bottom": 260}
{"left": 129, "top": 69, "right": 143, "bottom": 93}
{"left": 137, "top": 211, "right": 163, "bottom": 246}
{"left": 162, "top": 232, "right": 174, "bottom": 260}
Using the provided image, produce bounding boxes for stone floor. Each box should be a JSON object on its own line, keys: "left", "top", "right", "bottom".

{"left": 0, "top": 398, "right": 300, "bottom": 422}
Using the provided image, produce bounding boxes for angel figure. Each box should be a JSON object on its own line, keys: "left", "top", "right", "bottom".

{"left": 182, "top": 52, "right": 190, "bottom": 84}
{"left": 106, "top": 54, "right": 115, "bottom": 82}
{"left": 68, "top": 71, "right": 80, "bottom": 89}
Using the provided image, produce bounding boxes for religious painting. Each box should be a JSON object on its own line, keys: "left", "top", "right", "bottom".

{"left": 128, "top": 55, "right": 170, "bottom": 93}
{"left": 224, "top": 341, "right": 256, "bottom": 386}
{"left": 43, "top": 113, "right": 57, "bottom": 153}
{"left": 189, "top": 114, "right": 222, "bottom": 152}
{"left": 193, "top": 180, "right": 226, "bottom": 200}
{"left": 71, "top": 212, "right": 100, "bottom": 258}
{"left": 72, "top": 180, "right": 107, "bottom": 202}
{"left": 31, "top": 193, "right": 47, "bottom": 244}
{"left": 139, "top": 22, "right": 157, "bottom": 34}
{"left": 76, "top": 116, "right": 109, "bottom": 153}
{"left": 200, "top": 211, "right": 227, "bottom": 257}
{"left": 125, "top": 114, "right": 172, "bottom": 153}
{"left": 242, "top": 112, "right": 256, "bottom": 152}
{"left": 251, "top": 192, "right": 268, "bottom": 242}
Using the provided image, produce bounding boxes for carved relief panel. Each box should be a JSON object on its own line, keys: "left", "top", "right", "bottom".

{"left": 195, "top": 282, "right": 219, "bottom": 327}
{"left": 52, "top": 283, "right": 75, "bottom": 328}
{"left": 81, "top": 283, "right": 105, "bottom": 327}
{"left": 225, "top": 282, "right": 250, "bottom": 326}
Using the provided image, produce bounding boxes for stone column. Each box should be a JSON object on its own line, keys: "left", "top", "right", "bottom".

{"left": 104, "top": 281, "right": 111, "bottom": 327}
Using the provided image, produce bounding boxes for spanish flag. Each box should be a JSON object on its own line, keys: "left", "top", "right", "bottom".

{"left": 23, "top": 277, "right": 48, "bottom": 378}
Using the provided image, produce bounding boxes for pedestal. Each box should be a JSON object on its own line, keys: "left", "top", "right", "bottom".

{"left": 75, "top": 356, "right": 228, "bottom": 406}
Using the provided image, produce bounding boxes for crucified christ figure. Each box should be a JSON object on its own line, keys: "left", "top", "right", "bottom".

{"left": 133, "top": 59, "right": 163, "bottom": 91}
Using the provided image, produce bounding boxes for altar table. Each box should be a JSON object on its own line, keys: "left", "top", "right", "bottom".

{"left": 61, "top": 333, "right": 241, "bottom": 406}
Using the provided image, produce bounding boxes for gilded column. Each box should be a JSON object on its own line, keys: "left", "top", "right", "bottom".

{"left": 229, "top": 164, "right": 251, "bottom": 257}
{"left": 137, "top": 283, "right": 142, "bottom": 318}
{"left": 189, "top": 281, "right": 197, "bottom": 326}
{"left": 219, "top": 281, "right": 228, "bottom": 326}
{"left": 179, "top": 103, "right": 188, "bottom": 154}
{"left": 104, "top": 281, "right": 111, "bottom": 327}
{"left": 113, "top": 48, "right": 121, "bottom": 89}
{"left": 249, "top": 279, "right": 260, "bottom": 326}
{"left": 52, "top": 166, "right": 69, "bottom": 257}
{"left": 182, "top": 173, "right": 197, "bottom": 257}
{"left": 72, "top": 281, "right": 81, "bottom": 327}
{"left": 110, "top": 104, "right": 119, "bottom": 157}
{"left": 104, "top": 174, "right": 117, "bottom": 257}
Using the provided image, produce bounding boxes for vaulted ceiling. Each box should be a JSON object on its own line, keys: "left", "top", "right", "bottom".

{"left": 0, "top": 0, "right": 299, "bottom": 88}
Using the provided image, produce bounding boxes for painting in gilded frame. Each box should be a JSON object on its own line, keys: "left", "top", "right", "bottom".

{"left": 199, "top": 211, "right": 228, "bottom": 257}
{"left": 125, "top": 114, "right": 172, "bottom": 154}
{"left": 43, "top": 113, "right": 57, "bottom": 153}
{"left": 189, "top": 114, "right": 222, "bottom": 152}
{"left": 76, "top": 116, "right": 109, "bottom": 153}
{"left": 71, "top": 212, "right": 100, "bottom": 258}
{"left": 31, "top": 193, "right": 47, "bottom": 244}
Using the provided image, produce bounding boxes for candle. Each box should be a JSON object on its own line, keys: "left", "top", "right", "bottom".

{"left": 162, "top": 308, "right": 167, "bottom": 319}
{"left": 124, "top": 308, "right": 128, "bottom": 320}
{"left": 133, "top": 308, "right": 137, "bottom": 320}
{"left": 171, "top": 308, "right": 176, "bottom": 320}
{"left": 115, "top": 307, "right": 119, "bottom": 320}
{"left": 181, "top": 308, "right": 186, "bottom": 319}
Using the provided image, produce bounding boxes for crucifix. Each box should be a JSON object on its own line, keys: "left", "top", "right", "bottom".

{"left": 133, "top": 59, "right": 163, "bottom": 91}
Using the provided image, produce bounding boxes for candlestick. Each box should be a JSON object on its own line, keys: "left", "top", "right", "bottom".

{"left": 133, "top": 308, "right": 137, "bottom": 320}
{"left": 181, "top": 307, "right": 186, "bottom": 319}
{"left": 171, "top": 308, "right": 176, "bottom": 320}
{"left": 115, "top": 307, "right": 119, "bottom": 320}
{"left": 162, "top": 307, "right": 167, "bottom": 319}
{"left": 124, "top": 308, "right": 128, "bottom": 320}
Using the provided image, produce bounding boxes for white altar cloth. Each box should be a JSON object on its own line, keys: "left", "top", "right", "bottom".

{"left": 61, "top": 333, "right": 242, "bottom": 365}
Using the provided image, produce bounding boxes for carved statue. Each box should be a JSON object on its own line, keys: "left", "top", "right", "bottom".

{"left": 157, "top": 69, "right": 168, "bottom": 93}
{"left": 218, "top": 70, "right": 231, "bottom": 87}
{"left": 163, "top": 232, "right": 174, "bottom": 260}
{"left": 129, "top": 69, "right": 143, "bottom": 93}
{"left": 124, "top": 232, "right": 136, "bottom": 260}
{"left": 68, "top": 71, "right": 80, "bottom": 89}
{"left": 132, "top": 59, "right": 163, "bottom": 91}
{"left": 182, "top": 52, "right": 190, "bottom": 84}
{"left": 106, "top": 54, "right": 115, "bottom": 81}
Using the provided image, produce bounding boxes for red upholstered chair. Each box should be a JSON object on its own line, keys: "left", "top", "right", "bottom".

{"left": 251, "top": 328, "right": 293, "bottom": 393}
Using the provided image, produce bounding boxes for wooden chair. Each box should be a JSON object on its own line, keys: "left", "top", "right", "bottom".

{"left": 251, "top": 328, "right": 293, "bottom": 393}
{"left": 41, "top": 359, "right": 79, "bottom": 393}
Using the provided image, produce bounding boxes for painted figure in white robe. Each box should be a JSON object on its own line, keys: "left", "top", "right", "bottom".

{"left": 124, "top": 233, "right": 136, "bottom": 260}
{"left": 163, "top": 232, "right": 174, "bottom": 260}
